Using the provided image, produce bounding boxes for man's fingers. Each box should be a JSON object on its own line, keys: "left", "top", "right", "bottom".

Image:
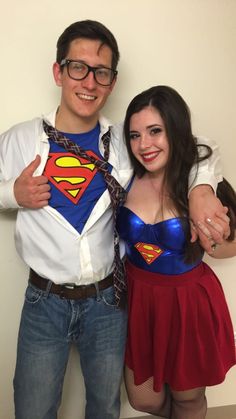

{"left": 198, "top": 234, "right": 213, "bottom": 254}
{"left": 22, "top": 155, "right": 41, "bottom": 177}
{"left": 28, "top": 199, "right": 50, "bottom": 209}
{"left": 206, "top": 212, "right": 230, "bottom": 240}
{"left": 205, "top": 218, "right": 224, "bottom": 235}
{"left": 34, "top": 175, "right": 50, "bottom": 186}
{"left": 14, "top": 156, "right": 49, "bottom": 208}
{"left": 37, "top": 189, "right": 51, "bottom": 200}
{"left": 215, "top": 209, "right": 230, "bottom": 223}
{"left": 191, "top": 221, "right": 213, "bottom": 252}
{"left": 38, "top": 182, "right": 51, "bottom": 192}
{"left": 197, "top": 220, "right": 224, "bottom": 244}
{"left": 190, "top": 220, "right": 198, "bottom": 243}
{"left": 196, "top": 221, "right": 212, "bottom": 239}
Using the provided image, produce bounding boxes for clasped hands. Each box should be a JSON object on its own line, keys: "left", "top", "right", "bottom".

{"left": 189, "top": 185, "right": 230, "bottom": 255}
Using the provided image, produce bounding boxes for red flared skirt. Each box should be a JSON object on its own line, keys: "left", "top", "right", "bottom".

{"left": 125, "top": 260, "right": 236, "bottom": 392}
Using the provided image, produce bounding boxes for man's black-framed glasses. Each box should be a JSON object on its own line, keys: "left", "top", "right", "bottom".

{"left": 60, "top": 59, "right": 118, "bottom": 86}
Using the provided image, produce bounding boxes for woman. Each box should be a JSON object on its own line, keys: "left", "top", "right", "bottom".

{"left": 117, "top": 86, "right": 236, "bottom": 418}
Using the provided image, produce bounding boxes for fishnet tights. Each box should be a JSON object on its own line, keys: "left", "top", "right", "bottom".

{"left": 171, "top": 388, "right": 207, "bottom": 419}
{"left": 124, "top": 367, "right": 207, "bottom": 419}
{"left": 125, "top": 367, "right": 170, "bottom": 417}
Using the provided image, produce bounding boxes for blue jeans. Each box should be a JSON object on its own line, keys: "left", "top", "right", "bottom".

{"left": 14, "top": 281, "right": 127, "bottom": 419}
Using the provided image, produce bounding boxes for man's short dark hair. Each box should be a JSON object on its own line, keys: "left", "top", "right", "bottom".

{"left": 56, "top": 20, "right": 120, "bottom": 70}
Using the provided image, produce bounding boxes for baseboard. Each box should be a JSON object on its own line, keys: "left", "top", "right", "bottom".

{"left": 123, "top": 404, "right": 236, "bottom": 419}
{"left": 206, "top": 405, "right": 236, "bottom": 419}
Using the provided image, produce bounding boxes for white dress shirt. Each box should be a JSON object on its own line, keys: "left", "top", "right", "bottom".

{"left": 0, "top": 111, "right": 222, "bottom": 284}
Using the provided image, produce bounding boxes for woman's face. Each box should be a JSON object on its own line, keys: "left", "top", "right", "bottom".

{"left": 129, "top": 106, "right": 169, "bottom": 176}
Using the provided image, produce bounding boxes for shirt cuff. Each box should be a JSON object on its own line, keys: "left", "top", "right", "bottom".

{"left": 188, "top": 172, "right": 223, "bottom": 196}
{"left": 0, "top": 178, "right": 21, "bottom": 208}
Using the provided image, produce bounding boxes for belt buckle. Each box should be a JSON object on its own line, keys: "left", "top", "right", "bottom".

{"left": 64, "top": 283, "right": 76, "bottom": 290}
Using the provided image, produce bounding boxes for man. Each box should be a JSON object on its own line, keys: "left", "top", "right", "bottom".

{"left": 0, "top": 20, "right": 229, "bottom": 419}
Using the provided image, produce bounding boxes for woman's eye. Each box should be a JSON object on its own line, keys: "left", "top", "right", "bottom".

{"left": 129, "top": 132, "right": 140, "bottom": 140}
{"left": 151, "top": 127, "right": 162, "bottom": 135}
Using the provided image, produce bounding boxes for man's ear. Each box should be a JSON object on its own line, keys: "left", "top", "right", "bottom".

{"left": 53, "top": 62, "right": 63, "bottom": 87}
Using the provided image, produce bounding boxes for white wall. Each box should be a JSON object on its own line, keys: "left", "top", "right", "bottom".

{"left": 0, "top": 1, "right": 235, "bottom": 418}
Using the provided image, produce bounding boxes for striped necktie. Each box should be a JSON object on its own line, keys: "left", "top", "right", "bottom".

{"left": 43, "top": 120, "right": 127, "bottom": 306}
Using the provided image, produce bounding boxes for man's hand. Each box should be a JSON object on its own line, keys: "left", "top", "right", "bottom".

{"left": 14, "top": 155, "right": 50, "bottom": 209}
{"left": 189, "top": 185, "right": 230, "bottom": 254}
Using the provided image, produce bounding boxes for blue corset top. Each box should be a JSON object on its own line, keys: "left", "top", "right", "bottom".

{"left": 116, "top": 207, "right": 202, "bottom": 274}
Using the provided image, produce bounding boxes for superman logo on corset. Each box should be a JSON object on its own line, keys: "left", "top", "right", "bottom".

{"left": 135, "top": 242, "right": 164, "bottom": 264}
{"left": 44, "top": 151, "right": 99, "bottom": 204}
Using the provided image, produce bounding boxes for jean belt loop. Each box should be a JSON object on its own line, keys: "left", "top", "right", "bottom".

{"left": 45, "top": 279, "right": 53, "bottom": 298}
{"left": 94, "top": 281, "right": 101, "bottom": 301}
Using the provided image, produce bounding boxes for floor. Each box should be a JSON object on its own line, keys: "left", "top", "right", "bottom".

{"left": 123, "top": 404, "right": 236, "bottom": 419}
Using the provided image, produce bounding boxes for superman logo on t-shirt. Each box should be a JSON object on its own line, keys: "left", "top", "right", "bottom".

{"left": 44, "top": 151, "right": 98, "bottom": 204}
{"left": 135, "top": 242, "right": 163, "bottom": 264}
{"left": 43, "top": 124, "right": 110, "bottom": 234}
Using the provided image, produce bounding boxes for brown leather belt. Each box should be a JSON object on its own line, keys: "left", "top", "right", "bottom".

{"left": 29, "top": 269, "right": 114, "bottom": 299}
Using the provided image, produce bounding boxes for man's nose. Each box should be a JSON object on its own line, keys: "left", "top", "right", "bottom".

{"left": 81, "top": 69, "right": 97, "bottom": 88}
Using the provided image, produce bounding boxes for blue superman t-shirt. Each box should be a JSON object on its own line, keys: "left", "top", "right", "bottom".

{"left": 43, "top": 123, "right": 112, "bottom": 233}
